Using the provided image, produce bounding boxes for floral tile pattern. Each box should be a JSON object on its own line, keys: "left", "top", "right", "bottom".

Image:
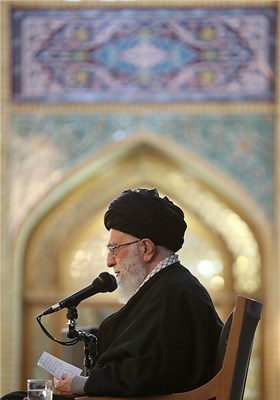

{"left": 11, "top": 7, "right": 276, "bottom": 103}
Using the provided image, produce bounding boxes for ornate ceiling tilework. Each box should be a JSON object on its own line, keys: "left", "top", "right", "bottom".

{"left": 10, "top": 112, "right": 274, "bottom": 227}
{"left": 11, "top": 7, "right": 276, "bottom": 103}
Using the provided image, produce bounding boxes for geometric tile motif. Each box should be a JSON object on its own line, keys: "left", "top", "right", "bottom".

{"left": 11, "top": 7, "right": 276, "bottom": 103}
{"left": 9, "top": 112, "right": 274, "bottom": 227}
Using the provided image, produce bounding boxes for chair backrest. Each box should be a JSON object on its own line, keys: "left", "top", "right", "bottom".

{"left": 76, "top": 296, "right": 262, "bottom": 400}
{"left": 221, "top": 296, "right": 262, "bottom": 400}
{"left": 213, "top": 310, "right": 233, "bottom": 375}
{"left": 167, "top": 296, "right": 262, "bottom": 400}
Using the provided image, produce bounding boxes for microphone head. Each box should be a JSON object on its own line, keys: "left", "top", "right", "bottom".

{"left": 98, "top": 272, "right": 118, "bottom": 292}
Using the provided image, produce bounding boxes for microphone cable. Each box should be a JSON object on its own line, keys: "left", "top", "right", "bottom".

{"left": 36, "top": 313, "right": 80, "bottom": 346}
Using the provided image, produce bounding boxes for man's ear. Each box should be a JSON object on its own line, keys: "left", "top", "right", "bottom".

{"left": 141, "top": 238, "right": 156, "bottom": 261}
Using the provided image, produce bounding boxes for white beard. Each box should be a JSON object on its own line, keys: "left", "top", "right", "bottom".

{"left": 116, "top": 250, "right": 146, "bottom": 304}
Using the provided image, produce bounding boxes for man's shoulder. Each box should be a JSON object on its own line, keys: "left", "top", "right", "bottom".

{"left": 160, "top": 262, "right": 193, "bottom": 281}
{"left": 157, "top": 262, "right": 210, "bottom": 297}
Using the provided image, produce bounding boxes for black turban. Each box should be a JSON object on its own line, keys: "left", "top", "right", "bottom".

{"left": 104, "top": 188, "right": 187, "bottom": 252}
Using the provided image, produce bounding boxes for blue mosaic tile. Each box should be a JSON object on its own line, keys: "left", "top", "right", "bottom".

{"left": 10, "top": 113, "right": 274, "bottom": 221}
{"left": 11, "top": 7, "right": 276, "bottom": 103}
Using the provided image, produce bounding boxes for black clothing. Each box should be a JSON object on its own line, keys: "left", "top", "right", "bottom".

{"left": 84, "top": 263, "right": 223, "bottom": 396}
{"left": 1, "top": 263, "right": 223, "bottom": 400}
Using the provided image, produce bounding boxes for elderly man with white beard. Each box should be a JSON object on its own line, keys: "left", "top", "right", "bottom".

{"left": 52, "top": 188, "right": 223, "bottom": 397}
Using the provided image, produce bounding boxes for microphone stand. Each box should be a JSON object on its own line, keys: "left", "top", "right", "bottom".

{"left": 66, "top": 306, "right": 97, "bottom": 376}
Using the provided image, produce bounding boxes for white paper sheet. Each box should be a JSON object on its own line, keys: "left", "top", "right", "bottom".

{"left": 37, "top": 351, "right": 83, "bottom": 379}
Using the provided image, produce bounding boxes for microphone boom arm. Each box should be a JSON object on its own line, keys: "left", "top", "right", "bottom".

{"left": 66, "top": 306, "right": 97, "bottom": 376}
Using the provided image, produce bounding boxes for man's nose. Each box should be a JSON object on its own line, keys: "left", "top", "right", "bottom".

{"left": 107, "top": 252, "right": 116, "bottom": 268}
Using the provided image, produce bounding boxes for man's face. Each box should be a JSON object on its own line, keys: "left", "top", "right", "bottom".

{"left": 107, "top": 229, "right": 147, "bottom": 304}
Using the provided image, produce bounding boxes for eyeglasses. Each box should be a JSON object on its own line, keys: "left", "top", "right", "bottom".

{"left": 107, "top": 240, "right": 140, "bottom": 257}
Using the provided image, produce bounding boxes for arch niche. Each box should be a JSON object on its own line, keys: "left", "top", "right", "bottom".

{"left": 22, "top": 134, "right": 264, "bottom": 397}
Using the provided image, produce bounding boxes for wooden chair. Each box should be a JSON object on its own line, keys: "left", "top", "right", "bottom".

{"left": 77, "top": 296, "right": 262, "bottom": 400}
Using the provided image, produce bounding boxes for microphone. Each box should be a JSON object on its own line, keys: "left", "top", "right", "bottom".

{"left": 41, "top": 272, "right": 117, "bottom": 316}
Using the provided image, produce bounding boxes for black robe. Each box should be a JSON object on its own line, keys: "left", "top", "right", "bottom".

{"left": 84, "top": 263, "right": 223, "bottom": 396}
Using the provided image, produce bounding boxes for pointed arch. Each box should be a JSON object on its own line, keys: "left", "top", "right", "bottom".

{"left": 15, "top": 133, "right": 268, "bottom": 396}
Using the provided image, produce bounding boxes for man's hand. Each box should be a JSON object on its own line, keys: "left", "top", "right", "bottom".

{"left": 53, "top": 374, "right": 73, "bottom": 396}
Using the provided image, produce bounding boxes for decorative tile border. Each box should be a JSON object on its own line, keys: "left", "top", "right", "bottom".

{"left": 11, "top": 7, "right": 276, "bottom": 103}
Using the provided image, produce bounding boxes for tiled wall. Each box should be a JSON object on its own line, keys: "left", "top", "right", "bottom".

{"left": 1, "top": 1, "right": 279, "bottom": 398}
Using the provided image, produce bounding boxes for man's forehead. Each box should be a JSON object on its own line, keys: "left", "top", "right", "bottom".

{"left": 108, "top": 229, "right": 131, "bottom": 242}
